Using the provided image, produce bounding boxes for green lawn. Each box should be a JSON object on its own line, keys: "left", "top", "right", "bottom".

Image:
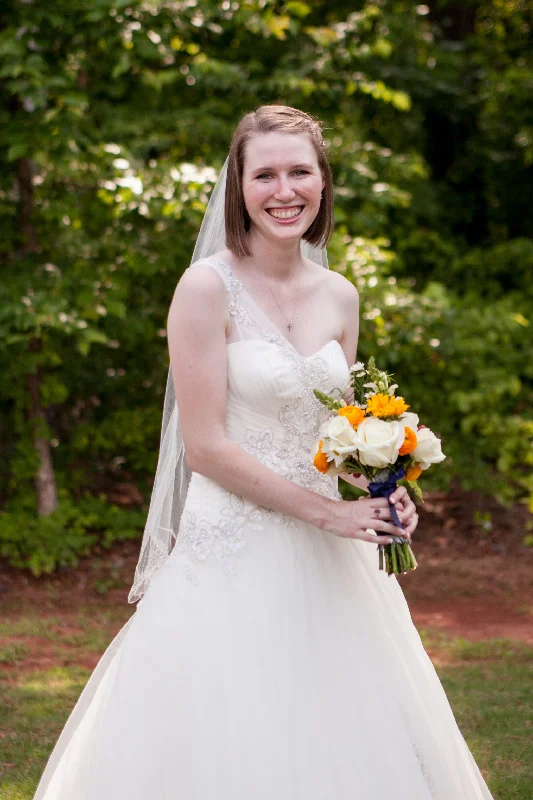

{"left": 0, "top": 619, "right": 532, "bottom": 799}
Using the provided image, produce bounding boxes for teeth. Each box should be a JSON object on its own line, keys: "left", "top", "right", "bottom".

{"left": 267, "top": 207, "right": 303, "bottom": 219}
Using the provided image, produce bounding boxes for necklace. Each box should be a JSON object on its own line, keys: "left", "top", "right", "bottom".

{"left": 253, "top": 262, "right": 304, "bottom": 332}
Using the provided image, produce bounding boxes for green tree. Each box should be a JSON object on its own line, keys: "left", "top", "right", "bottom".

{"left": 1, "top": 0, "right": 531, "bottom": 573}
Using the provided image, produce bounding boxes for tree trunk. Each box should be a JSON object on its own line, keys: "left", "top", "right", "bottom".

{"left": 16, "top": 156, "right": 58, "bottom": 515}
{"left": 27, "top": 345, "right": 59, "bottom": 516}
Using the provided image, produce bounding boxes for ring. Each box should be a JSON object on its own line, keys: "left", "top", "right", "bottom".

{"left": 374, "top": 507, "right": 381, "bottom": 519}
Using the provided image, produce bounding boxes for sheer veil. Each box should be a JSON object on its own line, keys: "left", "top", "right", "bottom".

{"left": 128, "top": 154, "right": 330, "bottom": 603}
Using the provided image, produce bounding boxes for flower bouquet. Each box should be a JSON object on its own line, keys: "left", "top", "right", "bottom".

{"left": 312, "top": 357, "right": 446, "bottom": 575}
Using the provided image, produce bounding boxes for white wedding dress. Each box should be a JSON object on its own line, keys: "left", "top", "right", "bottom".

{"left": 34, "top": 256, "right": 494, "bottom": 800}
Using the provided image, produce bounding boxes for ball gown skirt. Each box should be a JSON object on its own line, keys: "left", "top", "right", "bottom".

{"left": 33, "top": 256, "right": 494, "bottom": 799}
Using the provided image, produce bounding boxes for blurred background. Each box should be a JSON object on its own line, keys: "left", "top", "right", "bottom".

{"left": 0, "top": 1, "right": 532, "bottom": 797}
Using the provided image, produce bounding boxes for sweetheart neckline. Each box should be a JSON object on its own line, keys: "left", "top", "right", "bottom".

{"left": 227, "top": 336, "right": 348, "bottom": 365}
{"left": 208, "top": 256, "right": 349, "bottom": 365}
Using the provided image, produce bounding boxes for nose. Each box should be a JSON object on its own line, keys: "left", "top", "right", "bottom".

{"left": 273, "top": 174, "right": 296, "bottom": 203}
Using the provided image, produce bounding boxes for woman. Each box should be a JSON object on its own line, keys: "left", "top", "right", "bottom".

{"left": 34, "top": 105, "right": 494, "bottom": 799}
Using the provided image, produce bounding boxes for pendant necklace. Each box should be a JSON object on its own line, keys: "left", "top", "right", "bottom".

{"left": 253, "top": 262, "right": 304, "bottom": 333}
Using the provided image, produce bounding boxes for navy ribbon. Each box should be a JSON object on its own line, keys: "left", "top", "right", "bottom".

{"left": 367, "top": 465, "right": 405, "bottom": 532}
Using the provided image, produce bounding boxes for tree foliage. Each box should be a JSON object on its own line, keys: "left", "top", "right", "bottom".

{"left": 0, "top": 0, "right": 531, "bottom": 573}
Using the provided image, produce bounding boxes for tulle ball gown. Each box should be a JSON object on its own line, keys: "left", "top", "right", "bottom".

{"left": 34, "top": 256, "right": 494, "bottom": 800}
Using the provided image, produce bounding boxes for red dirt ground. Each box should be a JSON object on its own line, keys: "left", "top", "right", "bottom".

{"left": 0, "top": 488, "right": 532, "bottom": 676}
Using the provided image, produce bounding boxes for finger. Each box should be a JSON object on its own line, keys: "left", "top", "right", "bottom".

{"left": 367, "top": 505, "right": 409, "bottom": 529}
{"left": 407, "top": 513, "right": 419, "bottom": 531}
{"left": 397, "top": 506, "right": 416, "bottom": 524}
{"left": 402, "top": 498, "right": 416, "bottom": 515}
{"left": 390, "top": 486, "right": 407, "bottom": 504}
{"left": 403, "top": 515, "right": 418, "bottom": 538}
{"left": 362, "top": 529, "right": 395, "bottom": 545}
{"left": 362, "top": 498, "right": 390, "bottom": 508}
{"left": 372, "top": 519, "right": 407, "bottom": 536}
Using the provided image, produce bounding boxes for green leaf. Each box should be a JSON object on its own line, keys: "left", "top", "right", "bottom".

{"left": 105, "top": 300, "right": 127, "bottom": 319}
{"left": 7, "top": 143, "right": 27, "bottom": 162}
{"left": 285, "top": 2, "right": 312, "bottom": 19}
{"left": 303, "top": 26, "right": 339, "bottom": 46}
{"left": 510, "top": 312, "right": 529, "bottom": 327}
{"left": 112, "top": 52, "right": 131, "bottom": 79}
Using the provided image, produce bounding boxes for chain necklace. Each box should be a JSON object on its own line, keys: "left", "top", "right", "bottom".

{"left": 253, "top": 262, "right": 304, "bottom": 332}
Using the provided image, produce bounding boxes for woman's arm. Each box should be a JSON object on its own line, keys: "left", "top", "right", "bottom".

{"left": 167, "top": 264, "right": 408, "bottom": 542}
{"left": 339, "top": 472, "right": 370, "bottom": 492}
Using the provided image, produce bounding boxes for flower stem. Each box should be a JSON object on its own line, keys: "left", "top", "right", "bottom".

{"left": 391, "top": 545, "right": 399, "bottom": 574}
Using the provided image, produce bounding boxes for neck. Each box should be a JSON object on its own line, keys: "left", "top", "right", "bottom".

{"left": 243, "top": 229, "right": 304, "bottom": 281}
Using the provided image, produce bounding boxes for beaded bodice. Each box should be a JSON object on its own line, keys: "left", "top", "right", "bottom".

{"left": 200, "top": 256, "right": 351, "bottom": 501}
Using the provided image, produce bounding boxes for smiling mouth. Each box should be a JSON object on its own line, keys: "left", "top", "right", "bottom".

{"left": 265, "top": 206, "right": 304, "bottom": 220}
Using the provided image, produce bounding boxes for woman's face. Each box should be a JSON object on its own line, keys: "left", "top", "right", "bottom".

{"left": 241, "top": 132, "right": 325, "bottom": 246}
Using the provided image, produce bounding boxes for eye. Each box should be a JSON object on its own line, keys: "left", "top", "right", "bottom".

{"left": 255, "top": 169, "right": 310, "bottom": 180}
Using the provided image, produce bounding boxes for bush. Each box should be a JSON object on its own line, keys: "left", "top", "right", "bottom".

{"left": 0, "top": 492, "right": 145, "bottom": 576}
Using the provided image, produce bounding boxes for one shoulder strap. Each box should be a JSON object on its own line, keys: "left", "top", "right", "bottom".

{"left": 189, "top": 256, "right": 253, "bottom": 340}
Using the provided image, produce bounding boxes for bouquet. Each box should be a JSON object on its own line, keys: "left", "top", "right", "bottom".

{"left": 312, "top": 357, "right": 446, "bottom": 575}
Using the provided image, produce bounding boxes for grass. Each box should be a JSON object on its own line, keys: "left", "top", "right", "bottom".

{"left": 0, "top": 667, "right": 90, "bottom": 799}
{"left": 0, "top": 618, "right": 532, "bottom": 798}
{"left": 419, "top": 630, "right": 533, "bottom": 799}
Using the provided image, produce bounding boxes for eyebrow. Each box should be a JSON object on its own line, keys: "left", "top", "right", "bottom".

{"left": 251, "top": 163, "right": 315, "bottom": 174}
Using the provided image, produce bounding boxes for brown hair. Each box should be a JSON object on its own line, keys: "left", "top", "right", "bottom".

{"left": 225, "top": 105, "right": 334, "bottom": 258}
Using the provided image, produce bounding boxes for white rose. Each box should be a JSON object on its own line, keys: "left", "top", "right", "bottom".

{"left": 411, "top": 427, "right": 446, "bottom": 470}
{"left": 319, "top": 415, "right": 359, "bottom": 468}
{"left": 353, "top": 417, "right": 405, "bottom": 468}
{"left": 398, "top": 411, "right": 420, "bottom": 432}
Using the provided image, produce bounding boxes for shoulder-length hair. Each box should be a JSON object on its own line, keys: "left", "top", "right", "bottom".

{"left": 225, "top": 105, "right": 334, "bottom": 258}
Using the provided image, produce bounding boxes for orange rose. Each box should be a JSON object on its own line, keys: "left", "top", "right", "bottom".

{"left": 338, "top": 405, "right": 365, "bottom": 428}
{"left": 313, "top": 440, "right": 329, "bottom": 473}
{"left": 406, "top": 464, "right": 422, "bottom": 481}
{"left": 399, "top": 426, "right": 417, "bottom": 456}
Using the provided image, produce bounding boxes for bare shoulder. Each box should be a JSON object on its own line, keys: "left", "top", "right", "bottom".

{"left": 173, "top": 260, "right": 226, "bottom": 300}
{"left": 168, "top": 261, "right": 231, "bottom": 335}
{"left": 170, "top": 261, "right": 227, "bottom": 313}
{"left": 309, "top": 260, "right": 359, "bottom": 309}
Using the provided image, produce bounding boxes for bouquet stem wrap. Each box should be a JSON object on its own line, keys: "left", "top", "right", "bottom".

{"left": 367, "top": 465, "right": 418, "bottom": 576}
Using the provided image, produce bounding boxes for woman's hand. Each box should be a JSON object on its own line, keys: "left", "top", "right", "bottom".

{"left": 326, "top": 495, "right": 409, "bottom": 544}
{"left": 387, "top": 486, "right": 419, "bottom": 542}
{"left": 325, "top": 486, "right": 418, "bottom": 545}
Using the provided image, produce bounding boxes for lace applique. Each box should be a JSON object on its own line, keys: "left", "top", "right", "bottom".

{"left": 413, "top": 744, "right": 437, "bottom": 798}
{"left": 244, "top": 330, "right": 342, "bottom": 502}
{"left": 209, "top": 257, "right": 253, "bottom": 328}
{"left": 175, "top": 493, "right": 296, "bottom": 586}
{"left": 241, "top": 425, "right": 340, "bottom": 502}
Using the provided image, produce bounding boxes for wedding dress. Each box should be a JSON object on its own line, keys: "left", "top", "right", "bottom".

{"left": 34, "top": 255, "right": 494, "bottom": 800}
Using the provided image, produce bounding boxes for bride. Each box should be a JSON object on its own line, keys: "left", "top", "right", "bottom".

{"left": 33, "top": 105, "right": 494, "bottom": 799}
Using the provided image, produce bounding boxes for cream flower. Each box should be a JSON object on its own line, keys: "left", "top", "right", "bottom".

{"left": 318, "top": 415, "right": 359, "bottom": 468}
{"left": 398, "top": 411, "right": 420, "bottom": 431}
{"left": 411, "top": 428, "right": 446, "bottom": 470}
{"left": 352, "top": 417, "right": 405, "bottom": 468}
